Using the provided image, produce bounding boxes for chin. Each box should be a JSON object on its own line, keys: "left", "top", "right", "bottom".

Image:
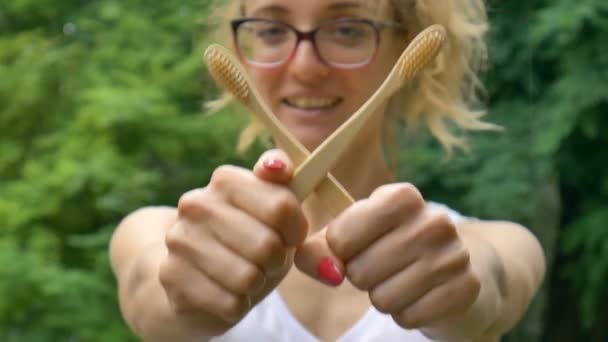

{"left": 295, "top": 135, "right": 323, "bottom": 152}
{"left": 289, "top": 127, "right": 334, "bottom": 151}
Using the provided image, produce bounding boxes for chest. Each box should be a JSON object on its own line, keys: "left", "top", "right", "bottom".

{"left": 278, "top": 268, "right": 371, "bottom": 341}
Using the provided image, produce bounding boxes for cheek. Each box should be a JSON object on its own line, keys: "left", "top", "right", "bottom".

{"left": 248, "top": 68, "right": 281, "bottom": 102}
{"left": 343, "top": 64, "right": 391, "bottom": 102}
{"left": 356, "top": 48, "right": 401, "bottom": 95}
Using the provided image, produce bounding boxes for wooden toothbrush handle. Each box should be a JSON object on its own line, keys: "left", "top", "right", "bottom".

{"left": 250, "top": 101, "right": 355, "bottom": 217}
{"left": 275, "top": 135, "right": 355, "bottom": 217}
{"left": 315, "top": 174, "right": 355, "bottom": 217}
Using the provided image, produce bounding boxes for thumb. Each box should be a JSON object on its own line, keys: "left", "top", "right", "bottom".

{"left": 253, "top": 149, "right": 294, "bottom": 185}
{"left": 294, "top": 227, "right": 345, "bottom": 287}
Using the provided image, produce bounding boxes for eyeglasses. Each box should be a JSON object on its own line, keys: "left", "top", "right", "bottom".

{"left": 231, "top": 18, "right": 403, "bottom": 69}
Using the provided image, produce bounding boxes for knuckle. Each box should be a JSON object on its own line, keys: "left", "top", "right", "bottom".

{"left": 454, "top": 247, "right": 471, "bottom": 270}
{"left": 266, "top": 190, "right": 298, "bottom": 225}
{"left": 395, "top": 310, "right": 422, "bottom": 329}
{"left": 430, "top": 212, "right": 454, "bottom": 230}
{"left": 425, "top": 213, "right": 457, "bottom": 242}
{"left": 396, "top": 231, "right": 414, "bottom": 253}
{"left": 164, "top": 221, "right": 204, "bottom": 253}
{"left": 177, "top": 189, "right": 214, "bottom": 219}
{"left": 164, "top": 224, "right": 187, "bottom": 252}
{"left": 158, "top": 257, "right": 193, "bottom": 300}
{"left": 158, "top": 258, "right": 175, "bottom": 288}
{"left": 168, "top": 289, "right": 194, "bottom": 313}
{"left": 345, "top": 263, "right": 369, "bottom": 290}
{"left": 369, "top": 287, "right": 395, "bottom": 314}
{"left": 465, "top": 270, "right": 481, "bottom": 297}
{"left": 325, "top": 202, "right": 363, "bottom": 259}
{"left": 233, "top": 265, "right": 263, "bottom": 294}
{"left": 325, "top": 224, "right": 341, "bottom": 252}
{"left": 385, "top": 183, "right": 425, "bottom": 210}
{"left": 221, "top": 294, "right": 249, "bottom": 319}
{"left": 432, "top": 245, "right": 471, "bottom": 275}
{"left": 326, "top": 226, "right": 349, "bottom": 259}
{"left": 210, "top": 165, "right": 239, "bottom": 190}
{"left": 251, "top": 232, "right": 284, "bottom": 264}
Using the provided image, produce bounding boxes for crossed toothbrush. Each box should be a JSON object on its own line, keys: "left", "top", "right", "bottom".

{"left": 204, "top": 25, "right": 446, "bottom": 218}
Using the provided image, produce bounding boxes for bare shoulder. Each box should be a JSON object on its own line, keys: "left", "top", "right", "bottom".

{"left": 109, "top": 206, "right": 177, "bottom": 277}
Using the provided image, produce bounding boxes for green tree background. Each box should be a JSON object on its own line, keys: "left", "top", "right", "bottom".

{"left": 0, "top": 0, "right": 606, "bottom": 341}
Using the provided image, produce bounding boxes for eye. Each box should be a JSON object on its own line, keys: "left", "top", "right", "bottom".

{"left": 254, "top": 22, "right": 290, "bottom": 44}
{"left": 334, "top": 24, "right": 364, "bottom": 38}
{"left": 321, "top": 21, "right": 374, "bottom": 46}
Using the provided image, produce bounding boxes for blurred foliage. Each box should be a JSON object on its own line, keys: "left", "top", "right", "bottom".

{"left": 0, "top": 0, "right": 256, "bottom": 340}
{"left": 400, "top": 0, "right": 608, "bottom": 341}
{"left": 0, "top": 0, "right": 606, "bottom": 341}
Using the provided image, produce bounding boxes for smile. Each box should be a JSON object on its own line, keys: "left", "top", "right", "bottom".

{"left": 283, "top": 97, "right": 342, "bottom": 110}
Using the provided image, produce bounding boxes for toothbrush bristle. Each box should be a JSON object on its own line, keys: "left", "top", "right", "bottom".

{"left": 398, "top": 26, "right": 446, "bottom": 79}
{"left": 204, "top": 45, "right": 249, "bottom": 99}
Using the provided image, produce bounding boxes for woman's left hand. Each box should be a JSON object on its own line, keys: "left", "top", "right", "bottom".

{"left": 297, "top": 183, "right": 481, "bottom": 330}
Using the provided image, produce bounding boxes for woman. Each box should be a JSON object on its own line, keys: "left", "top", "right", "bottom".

{"left": 110, "top": 0, "right": 546, "bottom": 341}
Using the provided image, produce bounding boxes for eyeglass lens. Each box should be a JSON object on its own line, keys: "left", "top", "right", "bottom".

{"left": 235, "top": 19, "right": 378, "bottom": 66}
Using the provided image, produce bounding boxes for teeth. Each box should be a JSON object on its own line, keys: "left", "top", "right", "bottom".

{"left": 286, "top": 97, "right": 339, "bottom": 109}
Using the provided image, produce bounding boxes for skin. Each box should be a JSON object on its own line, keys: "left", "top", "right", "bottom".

{"left": 245, "top": 0, "right": 401, "bottom": 152}
{"left": 109, "top": 0, "right": 546, "bottom": 341}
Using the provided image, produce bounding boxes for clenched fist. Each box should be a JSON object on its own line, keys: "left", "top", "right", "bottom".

{"left": 158, "top": 150, "right": 308, "bottom": 332}
{"left": 297, "top": 183, "right": 481, "bottom": 330}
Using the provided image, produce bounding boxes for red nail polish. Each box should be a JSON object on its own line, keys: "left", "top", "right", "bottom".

{"left": 263, "top": 159, "right": 286, "bottom": 171}
{"left": 317, "top": 257, "right": 344, "bottom": 286}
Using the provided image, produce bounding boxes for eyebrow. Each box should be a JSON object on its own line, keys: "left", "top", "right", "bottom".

{"left": 249, "top": 1, "right": 366, "bottom": 17}
{"left": 249, "top": 4, "right": 288, "bottom": 16}
{"left": 328, "top": 1, "right": 366, "bottom": 11}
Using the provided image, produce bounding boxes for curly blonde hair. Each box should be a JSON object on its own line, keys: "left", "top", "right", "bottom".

{"left": 205, "top": 0, "right": 500, "bottom": 155}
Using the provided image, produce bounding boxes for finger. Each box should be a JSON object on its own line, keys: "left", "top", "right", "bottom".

{"left": 253, "top": 149, "right": 294, "bottom": 184}
{"left": 173, "top": 195, "right": 290, "bottom": 276}
{"left": 393, "top": 268, "right": 481, "bottom": 329}
{"left": 207, "top": 166, "right": 308, "bottom": 246}
{"left": 205, "top": 203, "right": 291, "bottom": 276}
{"left": 326, "top": 183, "right": 424, "bottom": 262}
{"left": 345, "top": 224, "right": 419, "bottom": 290}
{"left": 367, "top": 259, "right": 435, "bottom": 315}
{"left": 346, "top": 211, "right": 453, "bottom": 290}
{"left": 159, "top": 254, "right": 251, "bottom": 323}
{"left": 294, "top": 227, "right": 345, "bottom": 287}
{"left": 366, "top": 234, "right": 471, "bottom": 314}
{"left": 168, "top": 220, "right": 267, "bottom": 296}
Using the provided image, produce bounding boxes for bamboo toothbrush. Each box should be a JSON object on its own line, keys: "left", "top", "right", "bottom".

{"left": 289, "top": 25, "right": 447, "bottom": 200}
{"left": 204, "top": 44, "right": 354, "bottom": 216}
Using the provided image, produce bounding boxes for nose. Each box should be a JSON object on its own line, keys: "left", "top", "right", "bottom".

{"left": 288, "top": 40, "right": 330, "bottom": 84}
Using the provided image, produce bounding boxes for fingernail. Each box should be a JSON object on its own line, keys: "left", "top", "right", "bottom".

{"left": 317, "top": 257, "right": 344, "bottom": 287}
{"left": 263, "top": 159, "right": 286, "bottom": 171}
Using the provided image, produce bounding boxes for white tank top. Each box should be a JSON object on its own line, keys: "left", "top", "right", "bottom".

{"left": 210, "top": 202, "right": 464, "bottom": 342}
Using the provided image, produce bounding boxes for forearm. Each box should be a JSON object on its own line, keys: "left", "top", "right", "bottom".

{"left": 473, "top": 222, "right": 546, "bottom": 338}
{"left": 118, "top": 242, "right": 194, "bottom": 341}
{"left": 420, "top": 226, "right": 506, "bottom": 341}
{"left": 110, "top": 207, "right": 231, "bottom": 341}
{"left": 421, "top": 221, "right": 545, "bottom": 341}
{"left": 118, "top": 242, "right": 228, "bottom": 341}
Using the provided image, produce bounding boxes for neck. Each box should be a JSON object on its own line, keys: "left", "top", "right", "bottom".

{"left": 332, "top": 137, "right": 394, "bottom": 200}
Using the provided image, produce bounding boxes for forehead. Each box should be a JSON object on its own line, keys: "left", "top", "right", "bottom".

{"left": 243, "top": 0, "right": 392, "bottom": 18}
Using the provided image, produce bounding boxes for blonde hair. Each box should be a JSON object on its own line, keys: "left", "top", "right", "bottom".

{"left": 205, "top": 0, "right": 500, "bottom": 155}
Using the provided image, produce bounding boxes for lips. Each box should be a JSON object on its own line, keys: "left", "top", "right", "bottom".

{"left": 283, "top": 96, "right": 342, "bottom": 110}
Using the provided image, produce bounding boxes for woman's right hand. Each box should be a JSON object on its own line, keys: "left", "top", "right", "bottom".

{"left": 158, "top": 150, "right": 308, "bottom": 334}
